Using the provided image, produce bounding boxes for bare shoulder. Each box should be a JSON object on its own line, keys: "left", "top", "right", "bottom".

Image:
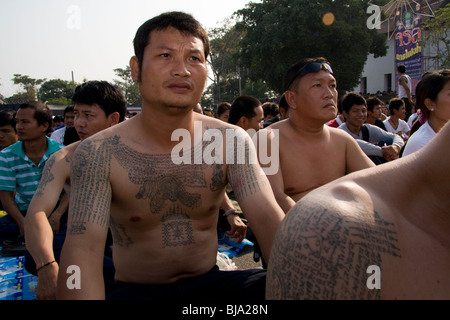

{"left": 326, "top": 125, "right": 353, "bottom": 141}
{"left": 267, "top": 181, "right": 401, "bottom": 300}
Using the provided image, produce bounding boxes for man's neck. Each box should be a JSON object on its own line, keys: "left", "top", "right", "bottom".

{"left": 138, "top": 103, "right": 197, "bottom": 149}
{"left": 288, "top": 114, "right": 328, "bottom": 138}
{"left": 22, "top": 135, "right": 48, "bottom": 165}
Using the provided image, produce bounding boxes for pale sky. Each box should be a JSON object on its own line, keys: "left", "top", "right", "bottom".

{"left": 0, "top": 0, "right": 258, "bottom": 98}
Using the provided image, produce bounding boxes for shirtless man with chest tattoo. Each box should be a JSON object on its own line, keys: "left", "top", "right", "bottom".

{"left": 57, "top": 12, "right": 285, "bottom": 300}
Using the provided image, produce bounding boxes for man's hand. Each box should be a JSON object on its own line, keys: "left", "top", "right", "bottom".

{"left": 226, "top": 214, "right": 247, "bottom": 243}
{"left": 36, "top": 262, "right": 59, "bottom": 300}
{"left": 382, "top": 144, "right": 400, "bottom": 162}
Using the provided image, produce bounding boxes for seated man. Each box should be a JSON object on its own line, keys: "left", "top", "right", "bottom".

{"left": 0, "top": 102, "right": 64, "bottom": 249}
{"left": 57, "top": 12, "right": 285, "bottom": 300}
{"left": 266, "top": 119, "right": 450, "bottom": 300}
{"left": 24, "top": 80, "right": 127, "bottom": 300}
{"left": 256, "top": 58, "right": 374, "bottom": 213}
{"left": 338, "top": 92, "right": 404, "bottom": 165}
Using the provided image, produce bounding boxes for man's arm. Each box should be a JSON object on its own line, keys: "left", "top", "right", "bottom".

{"left": 0, "top": 191, "right": 24, "bottom": 235}
{"left": 343, "top": 134, "right": 375, "bottom": 173}
{"left": 227, "top": 129, "right": 285, "bottom": 262}
{"left": 24, "top": 151, "right": 69, "bottom": 299}
{"left": 255, "top": 128, "right": 296, "bottom": 214}
{"left": 220, "top": 192, "right": 247, "bottom": 243}
{"left": 57, "top": 139, "right": 111, "bottom": 300}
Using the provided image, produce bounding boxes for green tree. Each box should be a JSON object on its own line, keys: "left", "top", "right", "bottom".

{"left": 205, "top": 19, "right": 279, "bottom": 110}
{"left": 421, "top": 3, "right": 450, "bottom": 69}
{"left": 39, "top": 79, "right": 75, "bottom": 105}
{"left": 113, "top": 66, "right": 141, "bottom": 106}
{"left": 11, "top": 74, "right": 46, "bottom": 101}
{"left": 235, "top": 0, "right": 388, "bottom": 95}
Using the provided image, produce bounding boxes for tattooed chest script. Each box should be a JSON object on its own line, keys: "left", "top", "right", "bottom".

{"left": 70, "top": 135, "right": 226, "bottom": 248}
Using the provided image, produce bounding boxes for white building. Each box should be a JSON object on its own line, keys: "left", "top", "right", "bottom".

{"left": 353, "top": 0, "right": 448, "bottom": 96}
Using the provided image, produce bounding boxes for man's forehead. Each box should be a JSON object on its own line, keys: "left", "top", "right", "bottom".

{"left": 351, "top": 104, "right": 367, "bottom": 110}
{"left": 149, "top": 28, "right": 204, "bottom": 48}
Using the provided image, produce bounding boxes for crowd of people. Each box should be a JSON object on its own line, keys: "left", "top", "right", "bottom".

{"left": 0, "top": 11, "right": 449, "bottom": 300}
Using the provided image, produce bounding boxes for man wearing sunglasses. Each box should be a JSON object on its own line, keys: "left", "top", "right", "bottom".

{"left": 255, "top": 57, "right": 374, "bottom": 214}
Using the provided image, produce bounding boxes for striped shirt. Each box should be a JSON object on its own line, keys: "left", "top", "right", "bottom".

{"left": 0, "top": 137, "right": 64, "bottom": 211}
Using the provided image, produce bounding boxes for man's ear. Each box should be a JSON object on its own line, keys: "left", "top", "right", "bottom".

{"left": 130, "top": 56, "right": 140, "bottom": 82}
{"left": 237, "top": 116, "right": 248, "bottom": 130}
{"left": 109, "top": 112, "right": 121, "bottom": 125}
{"left": 284, "top": 90, "right": 297, "bottom": 110}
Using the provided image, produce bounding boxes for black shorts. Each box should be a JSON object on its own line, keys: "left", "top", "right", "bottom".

{"left": 107, "top": 265, "right": 266, "bottom": 301}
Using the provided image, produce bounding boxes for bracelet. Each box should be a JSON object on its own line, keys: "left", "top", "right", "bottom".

{"left": 36, "top": 260, "right": 56, "bottom": 274}
{"left": 223, "top": 209, "right": 237, "bottom": 217}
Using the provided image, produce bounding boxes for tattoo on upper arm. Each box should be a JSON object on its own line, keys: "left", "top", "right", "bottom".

{"left": 269, "top": 202, "right": 401, "bottom": 300}
{"left": 34, "top": 156, "right": 56, "bottom": 197}
{"left": 227, "top": 135, "right": 261, "bottom": 199}
{"left": 69, "top": 138, "right": 113, "bottom": 234}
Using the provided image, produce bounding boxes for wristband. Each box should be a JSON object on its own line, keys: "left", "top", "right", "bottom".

{"left": 223, "top": 209, "right": 237, "bottom": 217}
{"left": 36, "top": 260, "right": 56, "bottom": 273}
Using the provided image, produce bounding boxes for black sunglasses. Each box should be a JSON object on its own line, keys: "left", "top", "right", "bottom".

{"left": 286, "top": 62, "right": 334, "bottom": 90}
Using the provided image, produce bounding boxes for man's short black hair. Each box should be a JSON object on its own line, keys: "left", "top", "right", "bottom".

{"left": 0, "top": 109, "right": 17, "bottom": 131}
{"left": 341, "top": 92, "right": 367, "bottom": 114}
{"left": 133, "top": 12, "right": 210, "bottom": 82}
{"left": 228, "top": 95, "right": 261, "bottom": 125}
{"left": 397, "top": 65, "right": 406, "bottom": 74}
{"left": 72, "top": 81, "right": 127, "bottom": 122}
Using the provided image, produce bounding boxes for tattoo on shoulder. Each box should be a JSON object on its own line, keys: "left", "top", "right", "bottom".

{"left": 269, "top": 202, "right": 401, "bottom": 300}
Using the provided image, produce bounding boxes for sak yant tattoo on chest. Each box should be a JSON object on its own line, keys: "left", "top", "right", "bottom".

{"left": 69, "top": 135, "right": 226, "bottom": 249}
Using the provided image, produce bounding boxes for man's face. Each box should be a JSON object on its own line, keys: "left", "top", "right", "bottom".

{"left": 288, "top": 70, "right": 338, "bottom": 123}
{"left": 64, "top": 111, "right": 75, "bottom": 127}
{"left": 74, "top": 103, "right": 116, "bottom": 140}
{"left": 368, "top": 104, "right": 383, "bottom": 119}
{"left": 15, "top": 108, "right": 48, "bottom": 141}
{"left": 345, "top": 104, "right": 368, "bottom": 128}
{"left": 393, "top": 104, "right": 406, "bottom": 120}
{"left": 131, "top": 27, "right": 208, "bottom": 112}
{"left": 0, "top": 125, "right": 18, "bottom": 149}
{"left": 247, "top": 106, "right": 264, "bottom": 132}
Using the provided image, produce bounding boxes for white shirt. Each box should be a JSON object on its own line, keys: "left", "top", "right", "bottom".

{"left": 384, "top": 117, "right": 410, "bottom": 140}
{"left": 398, "top": 74, "right": 412, "bottom": 99}
{"left": 50, "top": 126, "right": 67, "bottom": 144}
{"left": 403, "top": 121, "right": 436, "bottom": 157}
